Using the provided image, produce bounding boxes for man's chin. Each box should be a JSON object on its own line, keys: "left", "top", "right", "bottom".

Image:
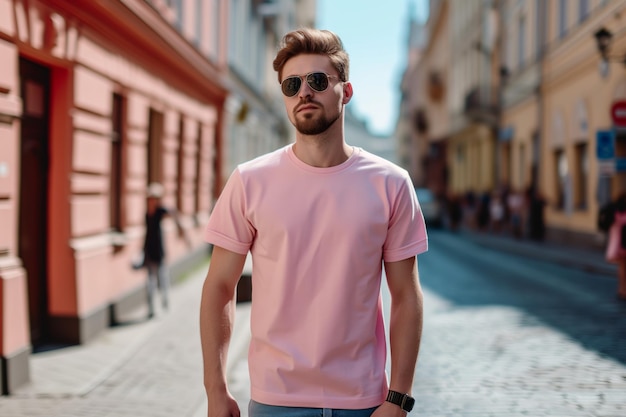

{"left": 296, "top": 123, "right": 330, "bottom": 135}
{"left": 295, "top": 118, "right": 329, "bottom": 135}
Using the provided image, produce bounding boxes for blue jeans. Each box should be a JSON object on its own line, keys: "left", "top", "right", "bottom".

{"left": 249, "top": 400, "right": 379, "bottom": 417}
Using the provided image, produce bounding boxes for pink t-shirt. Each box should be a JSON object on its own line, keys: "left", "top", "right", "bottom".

{"left": 205, "top": 144, "right": 428, "bottom": 409}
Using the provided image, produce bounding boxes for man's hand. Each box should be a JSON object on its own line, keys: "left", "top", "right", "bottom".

{"left": 371, "top": 401, "right": 409, "bottom": 417}
{"left": 207, "top": 392, "right": 241, "bottom": 417}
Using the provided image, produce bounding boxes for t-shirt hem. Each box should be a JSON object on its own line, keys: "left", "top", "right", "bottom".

{"left": 204, "top": 230, "right": 250, "bottom": 255}
{"left": 383, "top": 239, "right": 428, "bottom": 262}
{"left": 250, "top": 389, "right": 385, "bottom": 410}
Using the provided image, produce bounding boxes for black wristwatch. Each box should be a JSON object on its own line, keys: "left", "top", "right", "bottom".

{"left": 386, "top": 390, "right": 415, "bottom": 412}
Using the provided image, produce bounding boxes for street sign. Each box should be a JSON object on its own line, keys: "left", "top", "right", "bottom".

{"left": 596, "top": 130, "right": 615, "bottom": 160}
{"left": 616, "top": 158, "right": 626, "bottom": 172}
{"left": 598, "top": 160, "right": 615, "bottom": 175}
{"left": 611, "top": 101, "right": 626, "bottom": 126}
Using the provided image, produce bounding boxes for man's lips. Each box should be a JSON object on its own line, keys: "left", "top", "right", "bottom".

{"left": 296, "top": 104, "right": 319, "bottom": 112}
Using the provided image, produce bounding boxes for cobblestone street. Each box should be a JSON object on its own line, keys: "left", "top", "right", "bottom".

{"left": 1, "top": 231, "right": 625, "bottom": 416}
{"left": 413, "top": 292, "right": 626, "bottom": 416}
{"left": 412, "top": 231, "right": 626, "bottom": 417}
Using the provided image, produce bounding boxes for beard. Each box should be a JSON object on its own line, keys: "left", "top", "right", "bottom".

{"left": 293, "top": 102, "right": 341, "bottom": 135}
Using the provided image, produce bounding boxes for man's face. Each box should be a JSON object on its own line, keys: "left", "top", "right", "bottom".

{"left": 280, "top": 54, "right": 350, "bottom": 135}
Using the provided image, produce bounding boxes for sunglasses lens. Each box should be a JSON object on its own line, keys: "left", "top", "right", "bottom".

{"left": 281, "top": 77, "right": 301, "bottom": 97}
{"left": 307, "top": 73, "right": 329, "bottom": 91}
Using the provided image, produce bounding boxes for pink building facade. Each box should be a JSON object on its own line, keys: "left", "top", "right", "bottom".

{"left": 0, "top": 0, "right": 230, "bottom": 394}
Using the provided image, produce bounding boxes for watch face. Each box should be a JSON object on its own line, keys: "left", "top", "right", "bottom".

{"left": 404, "top": 396, "right": 415, "bottom": 411}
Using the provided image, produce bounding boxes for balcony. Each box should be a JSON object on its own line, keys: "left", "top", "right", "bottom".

{"left": 463, "top": 85, "right": 498, "bottom": 126}
{"left": 428, "top": 71, "right": 445, "bottom": 102}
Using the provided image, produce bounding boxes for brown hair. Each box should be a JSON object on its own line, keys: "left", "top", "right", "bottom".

{"left": 272, "top": 28, "right": 350, "bottom": 83}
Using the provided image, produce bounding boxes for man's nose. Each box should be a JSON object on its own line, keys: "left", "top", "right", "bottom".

{"left": 298, "top": 79, "right": 314, "bottom": 98}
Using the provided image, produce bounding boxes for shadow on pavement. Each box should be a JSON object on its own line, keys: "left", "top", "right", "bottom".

{"left": 32, "top": 342, "right": 76, "bottom": 354}
{"left": 419, "top": 230, "right": 626, "bottom": 365}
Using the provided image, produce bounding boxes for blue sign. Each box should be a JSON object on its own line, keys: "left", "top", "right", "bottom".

{"left": 498, "top": 126, "right": 514, "bottom": 142}
{"left": 616, "top": 158, "right": 626, "bottom": 172}
{"left": 596, "top": 130, "right": 615, "bottom": 160}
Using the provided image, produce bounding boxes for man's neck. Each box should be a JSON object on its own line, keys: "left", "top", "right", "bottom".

{"left": 292, "top": 135, "right": 353, "bottom": 168}
{"left": 292, "top": 118, "right": 353, "bottom": 167}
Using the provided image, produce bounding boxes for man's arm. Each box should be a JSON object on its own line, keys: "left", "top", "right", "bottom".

{"left": 199, "top": 245, "right": 247, "bottom": 417}
{"left": 378, "top": 256, "right": 423, "bottom": 415}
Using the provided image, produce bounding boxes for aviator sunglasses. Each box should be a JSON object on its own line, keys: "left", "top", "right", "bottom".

{"left": 280, "top": 72, "right": 338, "bottom": 97}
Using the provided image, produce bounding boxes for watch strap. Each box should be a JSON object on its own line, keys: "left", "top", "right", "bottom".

{"left": 386, "top": 390, "right": 415, "bottom": 412}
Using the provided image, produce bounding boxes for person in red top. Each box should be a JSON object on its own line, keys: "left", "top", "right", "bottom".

{"left": 603, "top": 192, "right": 626, "bottom": 300}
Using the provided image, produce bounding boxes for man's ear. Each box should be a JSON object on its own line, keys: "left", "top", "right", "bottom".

{"left": 342, "top": 82, "right": 353, "bottom": 104}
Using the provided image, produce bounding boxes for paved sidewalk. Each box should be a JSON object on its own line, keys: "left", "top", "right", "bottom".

{"left": 0, "top": 260, "right": 253, "bottom": 417}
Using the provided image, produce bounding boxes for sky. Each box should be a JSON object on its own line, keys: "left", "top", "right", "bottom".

{"left": 316, "top": 0, "right": 429, "bottom": 136}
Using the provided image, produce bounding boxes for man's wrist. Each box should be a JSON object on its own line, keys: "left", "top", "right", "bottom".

{"left": 386, "top": 389, "right": 415, "bottom": 412}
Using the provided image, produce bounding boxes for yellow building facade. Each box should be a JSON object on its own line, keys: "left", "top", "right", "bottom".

{"left": 399, "top": 0, "right": 626, "bottom": 245}
{"left": 447, "top": 0, "right": 499, "bottom": 197}
{"left": 501, "top": 0, "right": 626, "bottom": 246}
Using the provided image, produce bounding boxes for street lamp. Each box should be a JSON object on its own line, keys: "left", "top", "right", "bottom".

{"left": 594, "top": 27, "right": 626, "bottom": 78}
{"left": 594, "top": 27, "right": 612, "bottom": 59}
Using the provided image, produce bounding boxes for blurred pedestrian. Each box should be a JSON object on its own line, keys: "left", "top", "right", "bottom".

{"left": 489, "top": 191, "right": 505, "bottom": 233}
{"left": 526, "top": 185, "right": 546, "bottom": 241}
{"left": 463, "top": 190, "right": 477, "bottom": 230}
{"left": 507, "top": 188, "right": 525, "bottom": 239}
{"left": 142, "top": 182, "right": 190, "bottom": 318}
{"left": 199, "top": 28, "right": 428, "bottom": 417}
{"left": 476, "top": 191, "right": 491, "bottom": 231}
{"left": 603, "top": 192, "right": 626, "bottom": 300}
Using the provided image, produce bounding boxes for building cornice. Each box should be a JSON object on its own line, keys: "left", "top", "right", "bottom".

{"left": 43, "top": 0, "right": 229, "bottom": 103}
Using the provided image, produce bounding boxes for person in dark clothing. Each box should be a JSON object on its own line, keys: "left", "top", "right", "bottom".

{"left": 526, "top": 186, "right": 546, "bottom": 241}
{"left": 476, "top": 192, "right": 491, "bottom": 231}
{"left": 143, "top": 182, "right": 189, "bottom": 318}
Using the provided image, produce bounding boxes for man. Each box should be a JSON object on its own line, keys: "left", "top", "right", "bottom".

{"left": 200, "top": 28, "right": 428, "bottom": 417}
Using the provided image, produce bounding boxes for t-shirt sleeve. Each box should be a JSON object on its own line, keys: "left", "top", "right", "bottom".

{"left": 204, "top": 169, "right": 255, "bottom": 255}
{"left": 383, "top": 174, "right": 428, "bottom": 262}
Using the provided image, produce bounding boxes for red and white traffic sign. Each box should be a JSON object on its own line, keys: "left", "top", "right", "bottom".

{"left": 611, "top": 101, "right": 626, "bottom": 126}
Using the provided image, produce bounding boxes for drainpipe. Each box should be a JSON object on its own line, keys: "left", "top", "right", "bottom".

{"left": 534, "top": 0, "right": 546, "bottom": 194}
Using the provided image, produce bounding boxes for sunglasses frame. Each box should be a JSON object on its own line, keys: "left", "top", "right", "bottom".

{"left": 280, "top": 72, "right": 339, "bottom": 97}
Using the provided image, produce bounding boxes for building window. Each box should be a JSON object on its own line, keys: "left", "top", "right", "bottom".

{"left": 110, "top": 93, "right": 125, "bottom": 232}
{"left": 194, "top": 123, "right": 203, "bottom": 217}
{"left": 176, "top": 115, "right": 185, "bottom": 211}
{"left": 173, "top": 0, "right": 183, "bottom": 30}
{"left": 535, "top": 0, "right": 545, "bottom": 59}
{"left": 578, "top": 0, "right": 589, "bottom": 23}
{"left": 574, "top": 143, "right": 588, "bottom": 210}
{"left": 456, "top": 144, "right": 465, "bottom": 163}
{"left": 519, "top": 143, "right": 526, "bottom": 188}
{"left": 148, "top": 108, "right": 164, "bottom": 186}
{"left": 195, "top": 0, "right": 203, "bottom": 46}
{"left": 518, "top": 15, "right": 526, "bottom": 69}
{"left": 554, "top": 149, "right": 567, "bottom": 210}
{"left": 228, "top": 0, "right": 239, "bottom": 64}
{"left": 210, "top": 0, "right": 220, "bottom": 60}
{"left": 558, "top": 0, "right": 567, "bottom": 38}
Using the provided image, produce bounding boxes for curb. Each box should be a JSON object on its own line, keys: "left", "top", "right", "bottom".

{"left": 460, "top": 230, "right": 617, "bottom": 277}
